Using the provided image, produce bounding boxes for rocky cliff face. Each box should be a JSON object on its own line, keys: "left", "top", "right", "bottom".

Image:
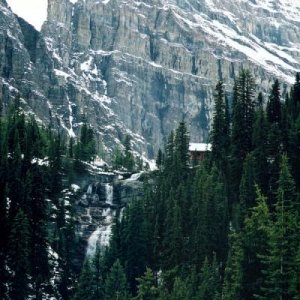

{"left": 0, "top": 0, "right": 299, "bottom": 159}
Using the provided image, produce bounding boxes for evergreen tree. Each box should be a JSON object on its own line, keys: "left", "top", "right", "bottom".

{"left": 92, "top": 245, "right": 104, "bottom": 300}
{"left": 168, "top": 277, "right": 193, "bottom": 300}
{"left": 75, "top": 121, "right": 96, "bottom": 162}
{"left": 288, "top": 73, "right": 300, "bottom": 121}
{"left": 8, "top": 210, "right": 30, "bottom": 300}
{"left": 230, "top": 70, "right": 256, "bottom": 201}
{"left": 239, "top": 153, "right": 256, "bottom": 225}
{"left": 104, "top": 259, "right": 130, "bottom": 300}
{"left": 258, "top": 155, "right": 299, "bottom": 299}
{"left": 222, "top": 233, "right": 244, "bottom": 300}
{"left": 123, "top": 199, "right": 147, "bottom": 292}
{"left": 251, "top": 103, "right": 269, "bottom": 193}
{"left": 288, "top": 116, "right": 300, "bottom": 188}
{"left": 0, "top": 98, "right": 8, "bottom": 299}
{"left": 211, "top": 81, "right": 230, "bottom": 169}
{"left": 197, "top": 255, "right": 220, "bottom": 300}
{"left": 243, "top": 188, "right": 271, "bottom": 300}
{"left": 26, "top": 165, "right": 50, "bottom": 299}
{"left": 134, "top": 268, "right": 159, "bottom": 300}
{"left": 155, "top": 148, "right": 163, "bottom": 170}
{"left": 123, "top": 135, "right": 135, "bottom": 171}
{"left": 174, "top": 120, "right": 189, "bottom": 178}
{"left": 73, "top": 260, "right": 94, "bottom": 300}
{"left": 267, "top": 79, "right": 281, "bottom": 124}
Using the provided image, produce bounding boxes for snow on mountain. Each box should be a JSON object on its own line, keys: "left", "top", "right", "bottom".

{"left": 0, "top": 0, "right": 299, "bottom": 160}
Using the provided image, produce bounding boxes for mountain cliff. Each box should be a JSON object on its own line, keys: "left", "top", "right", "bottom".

{"left": 0, "top": 0, "right": 299, "bottom": 159}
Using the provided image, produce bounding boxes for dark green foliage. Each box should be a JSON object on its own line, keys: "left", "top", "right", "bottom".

{"left": 239, "top": 153, "right": 256, "bottom": 225}
{"left": 113, "top": 135, "right": 135, "bottom": 171}
{"left": 196, "top": 255, "right": 220, "bottom": 300}
{"left": 221, "top": 233, "right": 244, "bottom": 300}
{"left": 73, "top": 260, "right": 94, "bottom": 300}
{"left": 75, "top": 121, "right": 96, "bottom": 162}
{"left": 155, "top": 148, "right": 163, "bottom": 170}
{"left": 267, "top": 79, "right": 281, "bottom": 124}
{"left": 71, "top": 73, "right": 300, "bottom": 300}
{"left": 8, "top": 210, "right": 30, "bottom": 300}
{"left": 243, "top": 188, "right": 271, "bottom": 299}
{"left": 211, "top": 81, "right": 230, "bottom": 169}
{"left": 230, "top": 70, "right": 256, "bottom": 202}
{"left": 0, "top": 98, "right": 77, "bottom": 300}
{"left": 2, "top": 72, "right": 300, "bottom": 300}
{"left": 251, "top": 105, "right": 269, "bottom": 193}
{"left": 134, "top": 268, "right": 159, "bottom": 300}
{"left": 104, "top": 259, "right": 130, "bottom": 300}
{"left": 258, "top": 155, "right": 299, "bottom": 299}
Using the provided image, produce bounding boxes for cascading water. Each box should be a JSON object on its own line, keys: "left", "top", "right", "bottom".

{"left": 87, "top": 184, "right": 93, "bottom": 195}
{"left": 86, "top": 183, "right": 114, "bottom": 257}
{"left": 105, "top": 183, "right": 113, "bottom": 205}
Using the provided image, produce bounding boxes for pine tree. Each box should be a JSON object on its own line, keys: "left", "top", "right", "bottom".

{"left": 27, "top": 165, "right": 50, "bottom": 299}
{"left": 230, "top": 70, "right": 256, "bottom": 201}
{"left": 8, "top": 210, "right": 30, "bottom": 300}
{"left": 243, "top": 188, "right": 271, "bottom": 300}
{"left": 174, "top": 120, "right": 190, "bottom": 178}
{"left": 288, "top": 115, "right": 300, "bottom": 188}
{"left": 258, "top": 155, "right": 299, "bottom": 299}
{"left": 211, "top": 81, "right": 230, "bottom": 169}
{"left": 134, "top": 268, "right": 159, "bottom": 300}
{"left": 123, "top": 135, "right": 135, "bottom": 171}
{"left": 104, "top": 259, "right": 129, "bottom": 300}
{"left": 197, "top": 255, "right": 220, "bottom": 300}
{"left": 221, "top": 233, "right": 244, "bottom": 300}
{"left": 156, "top": 148, "right": 163, "bottom": 170}
{"left": 168, "top": 277, "right": 193, "bottom": 300}
{"left": 252, "top": 103, "right": 269, "bottom": 193}
{"left": 92, "top": 245, "right": 104, "bottom": 300}
{"left": 267, "top": 79, "right": 281, "bottom": 124}
{"left": 0, "top": 98, "right": 8, "bottom": 300}
{"left": 123, "top": 199, "right": 147, "bottom": 292}
{"left": 73, "top": 260, "right": 94, "bottom": 300}
{"left": 288, "top": 73, "right": 300, "bottom": 121}
{"left": 239, "top": 153, "right": 256, "bottom": 225}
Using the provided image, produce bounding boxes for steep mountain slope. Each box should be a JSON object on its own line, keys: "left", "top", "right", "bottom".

{"left": 0, "top": 0, "right": 299, "bottom": 159}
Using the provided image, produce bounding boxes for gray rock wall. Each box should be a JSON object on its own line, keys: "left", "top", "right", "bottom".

{"left": 0, "top": 0, "right": 299, "bottom": 159}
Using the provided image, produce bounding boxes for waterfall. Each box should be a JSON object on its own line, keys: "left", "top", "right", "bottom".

{"left": 87, "top": 184, "right": 93, "bottom": 194}
{"left": 86, "top": 208, "right": 113, "bottom": 257}
{"left": 105, "top": 183, "right": 113, "bottom": 205}
{"left": 125, "top": 172, "right": 142, "bottom": 182}
{"left": 86, "top": 183, "right": 114, "bottom": 257}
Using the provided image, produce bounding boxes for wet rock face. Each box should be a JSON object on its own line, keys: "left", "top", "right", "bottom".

{"left": 74, "top": 172, "right": 145, "bottom": 257}
{"left": 0, "top": 0, "right": 300, "bottom": 158}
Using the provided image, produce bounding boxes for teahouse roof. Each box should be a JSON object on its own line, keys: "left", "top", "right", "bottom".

{"left": 189, "top": 143, "right": 212, "bottom": 152}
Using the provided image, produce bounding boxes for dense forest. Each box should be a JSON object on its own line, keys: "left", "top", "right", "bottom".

{"left": 0, "top": 70, "right": 300, "bottom": 300}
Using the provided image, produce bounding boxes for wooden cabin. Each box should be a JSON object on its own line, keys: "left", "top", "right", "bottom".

{"left": 189, "top": 143, "right": 212, "bottom": 161}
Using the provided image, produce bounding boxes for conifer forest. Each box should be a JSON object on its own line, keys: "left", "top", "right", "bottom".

{"left": 0, "top": 70, "right": 300, "bottom": 300}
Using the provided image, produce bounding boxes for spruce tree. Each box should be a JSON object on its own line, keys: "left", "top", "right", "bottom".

{"left": 123, "top": 135, "right": 135, "bottom": 171}
{"left": 243, "top": 188, "right": 271, "bottom": 300}
{"left": 73, "top": 260, "right": 94, "bottom": 300}
{"left": 211, "top": 81, "right": 230, "bottom": 169}
{"left": 258, "top": 155, "right": 299, "bottom": 299}
{"left": 104, "top": 259, "right": 129, "bottom": 300}
{"left": 221, "top": 233, "right": 244, "bottom": 300}
{"left": 267, "top": 79, "right": 281, "bottom": 124}
{"left": 134, "top": 268, "right": 159, "bottom": 300}
{"left": 197, "top": 255, "right": 220, "bottom": 300}
{"left": 8, "top": 210, "right": 30, "bottom": 300}
{"left": 230, "top": 70, "right": 256, "bottom": 201}
{"left": 239, "top": 153, "right": 256, "bottom": 224}
{"left": 252, "top": 103, "right": 269, "bottom": 193}
{"left": 174, "top": 120, "right": 190, "bottom": 179}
